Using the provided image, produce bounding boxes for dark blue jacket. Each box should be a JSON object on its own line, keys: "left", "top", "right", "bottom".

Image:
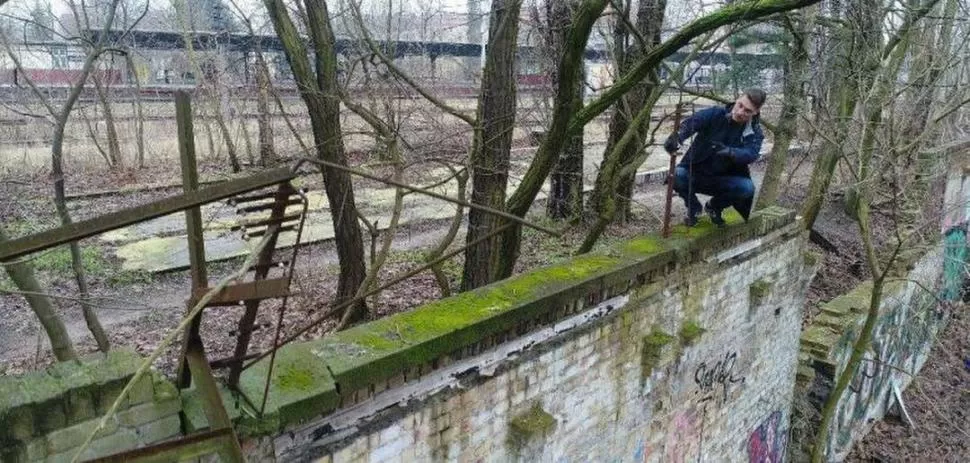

{"left": 674, "top": 104, "right": 764, "bottom": 177}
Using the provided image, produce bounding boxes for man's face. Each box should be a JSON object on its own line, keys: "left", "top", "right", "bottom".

{"left": 731, "top": 94, "right": 759, "bottom": 124}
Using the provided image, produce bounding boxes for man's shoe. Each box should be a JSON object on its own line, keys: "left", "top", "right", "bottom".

{"left": 705, "top": 202, "right": 726, "bottom": 227}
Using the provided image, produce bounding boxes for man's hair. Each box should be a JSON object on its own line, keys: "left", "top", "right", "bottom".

{"left": 744, "top": 88, "right": 767, "bottom": 108}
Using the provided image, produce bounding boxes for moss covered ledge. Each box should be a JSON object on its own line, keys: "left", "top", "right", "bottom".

{"left": 234, "top": 206, "right": 796, "bottom": 435}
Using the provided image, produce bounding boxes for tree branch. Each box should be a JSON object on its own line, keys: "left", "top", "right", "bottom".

{"left": 346, "top": 0, "right": 476, "bottom": 126}
{"left": 569, "top": 0, "right": 823, "bottom": 134}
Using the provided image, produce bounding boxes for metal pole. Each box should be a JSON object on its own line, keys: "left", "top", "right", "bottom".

{"left": 662, "top": 104, "right": 685, "bottom": 238}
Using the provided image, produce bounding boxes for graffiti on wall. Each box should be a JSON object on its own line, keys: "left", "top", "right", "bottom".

{"left": 658, "top": 351, "right": 749, "bottom": 462}
{"left": 747, "top": 411, "right": 786, "bottom": 463}
{"left": 694, "top": 351, "right": 746, "bottom": 405}
{"left": 827, "top": 250, "right": 951, "bottom": 456}
{"left": 942, "top": 225, "right": 967, "bottom": 302}
{"left": 831, "top": 307, "right": 929, "bottom": 451}
{"left": 663, "top": 408, "right": 704, "bottom": 463}
{"left": 941, "top": 169, "right": 969, "bottom": 233}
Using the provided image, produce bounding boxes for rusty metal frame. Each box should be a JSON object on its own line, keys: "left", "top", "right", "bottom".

{"left": 253, "top": 187, "right": 309, "bottom": 415}
{"left": 220, "top": 182, "right": 309, "bottom": 391}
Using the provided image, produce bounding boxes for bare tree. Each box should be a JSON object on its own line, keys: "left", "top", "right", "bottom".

{"left": 543, "top": 0, "right": 585, "bottom": 222}
{"left": 0, "top": 0, "right": 136, "bottom": 352}
{"left": 799, "top": 0, "right": 939, "bottom": 228}
{"left": 0, "top": 228, "right": 77, "bottom": 361}
{"left": 755, "top": 9, "right": 815, "bottom": 209}
{"left": 588, "top": 0, "right": 666, "bottom": 226}
{"left": 492, "top": 0, "right": 822, "bottom": 280}
{"left": 804, "top": 0, "right": 969, "bottom": 458}
{"left": 461, "top": 0, "right": 524, "bottom": 290}
{"left": 263, "top": 0, "right": 369, "bottom": 322}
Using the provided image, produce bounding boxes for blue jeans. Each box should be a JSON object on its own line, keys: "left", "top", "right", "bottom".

{"left": 673, "top": 167, "right": 755, "bottom": 218}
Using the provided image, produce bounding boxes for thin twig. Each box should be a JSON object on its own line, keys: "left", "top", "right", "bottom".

{"left": 293, "top": 157, "right": 562, "bottom": 237}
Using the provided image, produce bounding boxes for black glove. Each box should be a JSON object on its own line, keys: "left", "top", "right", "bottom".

{"left": 712, "top": 141, "right": 733, "bottom": 159}
{"left": 664, "top": 134, "right": 680, "bottom": 154}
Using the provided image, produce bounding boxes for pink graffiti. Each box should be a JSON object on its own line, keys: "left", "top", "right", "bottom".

{"left": 747, "top": 411, "right": 786, "bottom": 463}
{"left": 665, "top": 409, "right": 701, "bottom": 463}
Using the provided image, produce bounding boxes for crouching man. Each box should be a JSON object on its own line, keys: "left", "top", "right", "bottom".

{"left": 663, "top": 88, "right": 766, "bottom": 227}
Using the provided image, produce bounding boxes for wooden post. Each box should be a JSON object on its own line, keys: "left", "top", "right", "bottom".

{"left": 173, "top": 91, "right": 245, "bottom": 462}
{"left": 175, "top": 90, "right": 209, "bottom": 389}
{"left": 177, "top": 91, "right": 208, "bottom": 291}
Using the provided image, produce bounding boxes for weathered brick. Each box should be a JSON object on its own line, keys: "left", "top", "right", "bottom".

{"left": 166, "top": 208, "right": 882, "bottom": 462}
{"left": 25, "top": 437, "right": 46, "bottom": 461}
{"left": 46, "top": 417, "right": 118, "bottom": 454}
{"left": 115, "top": 399, "right": 181, "bottom": 427}
{"left": 136, "top": 414, "right": 181, "bottom": 444}
{"left": 126, "top": 375, "right": 155, "bottom": 406}
{"left": 72, "top": 427, "right": 138, "bottom": 461}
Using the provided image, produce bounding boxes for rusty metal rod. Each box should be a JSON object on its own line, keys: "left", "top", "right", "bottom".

{"left": 662, "top": 104, "right": 685, "bottom": 238}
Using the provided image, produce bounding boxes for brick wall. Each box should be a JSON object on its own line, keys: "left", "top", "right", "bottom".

{"left": 0, "top": 349, "right": 182, "bottom": 462}
{"left": 794, "top": 240, "right": 961, "bottom": 461}
{"left": 225, "top": 207, "right": 814, "bottom": 462}
{"left": 790, "top": 157, "right": 970, "bottom": 461}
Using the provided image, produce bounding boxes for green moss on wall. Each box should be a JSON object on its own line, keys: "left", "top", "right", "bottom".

{"left": 679, "top": 321, "right": 706, "bottom": 345}
{"left": 750, "top": 279, "right": 772, "bottom": 306}
{"left": 508, "top": 402, "right": 557, "bottom": 450}
{"left": 232, "top": 206, "right": 798, "bottom": 435}
{"left": 641, "top": 330, "right": 675, "bottom": 380}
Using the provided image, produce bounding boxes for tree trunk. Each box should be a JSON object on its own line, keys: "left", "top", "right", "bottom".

{"left": 546, "top": 1, "right": 585, "bottom": 222}
{"left": 124, "top": 52, "right": 146, "bottom": 168}
{"left": 548, "top": 127, "right": 585, "bottom": 220}
{"left": 81, "top": 107, "right": 112, "bottom": 167}
{"left": 500, "top": 0, "right": 821, "bottom": 277}
{"left": 492, "top": 0, "right": 607, "bottom": 279}
{"left": 589, "top": 0, "right": 663, "bottom": 224}
{"left": 800, "top": 0, "right": 881, "bottom": 228}
{"left": 264, "top": 0, "right": 369, "bottom": 322}
{"left": 238, "top": 104, "right": 256, "bottom": 166}
{"left": 208, "top": 84, "right": 241, "bottom": 173}
{"left": 461, "top": 0, "right": 522, "bottom": 291}
{"left": 93, "top": 72, "right": 123, "bottom": 169}
{"left": 38, "top": 0, "right": 123, "bottom": 353}
{"left": 898, "top": 0, "right": 955, "bottom": 225}
{"left": 755, "top": 8, "right": 814, "bottom": 210}
{"left": 255, "top": 52, "right": 276, "bottom": 166}
{"left": 0, "top": 228, "right": 77, "bottom": 361}
{"left": 52, "top": 120, "right": 111, "bottom": 352}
